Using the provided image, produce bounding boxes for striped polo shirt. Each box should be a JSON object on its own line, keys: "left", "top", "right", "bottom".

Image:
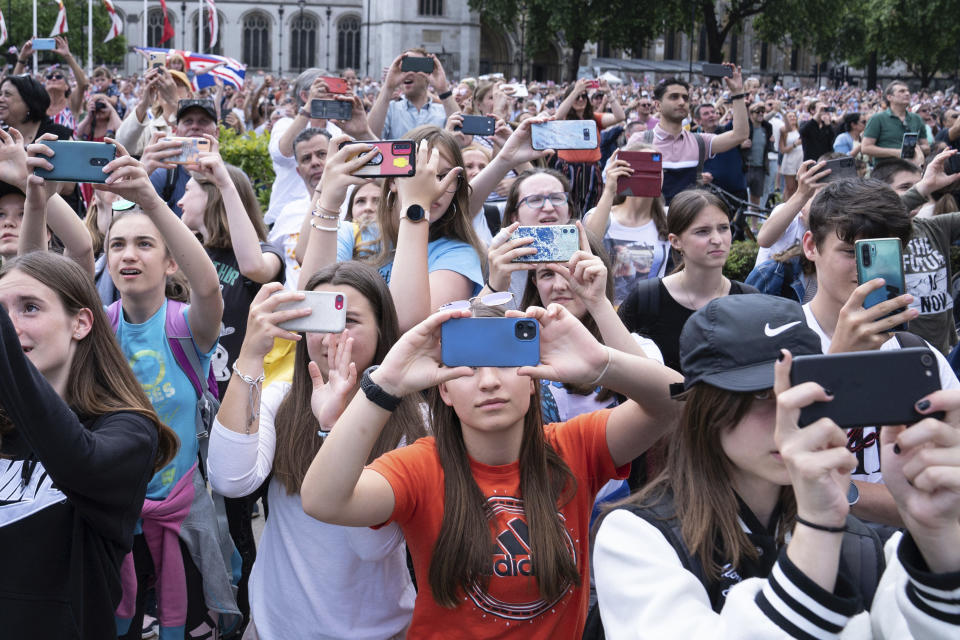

{"left": 650, "top": 124, "right": 717, "bottom": 203}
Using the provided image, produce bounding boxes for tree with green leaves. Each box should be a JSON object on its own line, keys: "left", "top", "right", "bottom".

{"left": 469, "top": 0, "right": 679, "bottom": 81}
{"left": 4, "top": 0, "right": 127, "bottom": 69}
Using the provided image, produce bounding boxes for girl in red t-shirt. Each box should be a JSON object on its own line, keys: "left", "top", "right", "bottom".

{"left": 300, "top": 302, "right": 681, "bottom": 638}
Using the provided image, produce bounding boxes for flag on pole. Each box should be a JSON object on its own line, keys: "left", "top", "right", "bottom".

{"left": 0, "top": 10, "right": 7, "bottom": 46}
{"left": 136, "top": 47, "right": 245, "bottom": 90}
{"left": 102, "top": 0, "right": 122, "bottom": 42}
{"left": 205, "top": 0, "right": 217, "bottom": 49}
{"left": 50, "top": 0, "right": 69, "bottom": 36}
{"left": 157, "top": 0, "right": 174, "bottom": 45}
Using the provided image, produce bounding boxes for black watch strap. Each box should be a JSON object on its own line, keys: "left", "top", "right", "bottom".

{"left": 360, "top": 365, "right": 402, "bottom": 412}
{"left": 438, "top": 89, "right": 453, "bottom": 100}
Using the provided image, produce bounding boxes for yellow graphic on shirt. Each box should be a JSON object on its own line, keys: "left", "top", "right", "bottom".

{"left": 129, "top": 349, "right": 177, "bottom": 405}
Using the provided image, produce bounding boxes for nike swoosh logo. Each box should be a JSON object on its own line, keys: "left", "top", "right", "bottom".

{"left": 764, "top": 321, "right": 801, "bottom": 337}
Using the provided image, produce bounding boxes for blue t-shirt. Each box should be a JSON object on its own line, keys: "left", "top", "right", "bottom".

{"left": 115, "top": 300, "right": 215, "bottom": 499}
{"left": 833, "top": 131, "right": 855, "bottom": 154}
{"left": 336, "top": 222, "right": 382, "bottom": 262}
{"left": 339, "top": 232, "right": 484, "bottom": 296}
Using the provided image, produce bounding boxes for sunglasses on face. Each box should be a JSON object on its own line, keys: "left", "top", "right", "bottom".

{"left": 576, "top": 93, "right": 588, "bottom": 100}
{"left": 45, "top": 73, "right": 64, "bottom": 80}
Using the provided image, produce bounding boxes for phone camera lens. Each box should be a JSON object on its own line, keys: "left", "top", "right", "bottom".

{"left": 515, "top": 321, "right": 535, "bottom": 341}
{"left": 860, "top": 245, "right": 871, "bottom": 267}
{"left": 335, "top": 294, "right": 344, "bottom": 311}
{"left": 921, "top": 353, "right": 934, "bottom": 367}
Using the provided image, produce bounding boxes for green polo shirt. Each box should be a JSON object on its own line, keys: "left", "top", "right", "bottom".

{"left": 863, "top": 107, "right": 926, "bottom": 150}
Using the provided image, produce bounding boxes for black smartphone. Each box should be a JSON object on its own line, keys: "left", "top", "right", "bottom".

{"left": 900, "top": 132, "right": 919, "bottom": 159}
{"left": 823, "top": 156, "right": 858, "bottom": 182}
{"left": 790, "top": 348, "right": 943, "bottom": 428}
{"left": 400, "top": 56, "right": 435, "bottom": 74}
{"left": 455, "top": 115, "right": 496, "bottom": 136}
{"left": 945, "top": 153, "right": 960, "bottom": 176}
{"left": 702, "top": 63, "right": 733, "bottom": 78}
{"left": 825, "top": 106, "right": 837, "bottom": 113}
{"left": 309, "top": 99, "right": 353, "bottom": 120}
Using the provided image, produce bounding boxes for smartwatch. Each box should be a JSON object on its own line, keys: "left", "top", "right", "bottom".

{"left": 402, "top": 204, "right": 428, "bottom": 223}
{"left": 360, "top": 365, "right": 402, "bottom": 412}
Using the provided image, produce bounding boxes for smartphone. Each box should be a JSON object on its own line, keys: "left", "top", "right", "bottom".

{"left": 510, "top": 225, "right": 579, "bottom": 263}
{"left": 825, "top": 106, "right": 837, "bottom": 113}
{"left": 148, "top": 51, "right": 166, "bottom": 69}
{"left": 790, "top": 348, "right": 942, "bottom": 428}
{"left": 441, "top": 318, "right": 539, "bottom": 367}
{"left": 309, "top": 99, "right": 353, "bottom": 120}
{"left": 702, "top": 63, "right": 733, "bottom": 78}
{"left": 900, "top": 132, "right": 919, "bottom": 159}
{"left": 586, "top": 80, "right": 600, "bottom": 90}
{"left": 502, "top": 83, "right": 529, "bottom": 98}
{"left": 400, "top": 56, "right": 435, "bottom": 74}
{"left": 339, "top": 139, "right": 416, "bottom": 177}
{"left": 456, "top": 115, "right": 496, "bottom": 136}
{"left": 275, "top": 291, "right": 347, "bottom": 333}
{"left": 162, "top": 137, "right": 212, "bottom": 164}
{"left": 319, "top": 76, "right": 349, "bottom": 94}
{"left": 531, "top": 120, "right": 599, "bottom": 150}
{"left": 617, "top": 151, "right": 663, "bottom": 197}
{"left": 856, "top": 238, "right": 907, "bottom": 330}
{"left": 32, "top": 140, "right": 117, "bottom": 184}
{"left": 946, "top": 153, "right": 960, "bottom": 177}
{"left": 823, "top": 156, "right": 858, "bottom": 182}
{"left": 32, "top": 38, "right": 56, "bottom": 51}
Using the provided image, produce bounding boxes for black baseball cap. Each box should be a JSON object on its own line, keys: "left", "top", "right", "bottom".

{"left": 177, "top": 98, "right": 217, "bottom": 121}
{"left": 676, "top": 294, "right": 822, "bottom": 394}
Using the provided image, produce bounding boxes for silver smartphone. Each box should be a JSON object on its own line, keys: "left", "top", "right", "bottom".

{"left": 275, "top": 291, "right": 347, "bottom": 333}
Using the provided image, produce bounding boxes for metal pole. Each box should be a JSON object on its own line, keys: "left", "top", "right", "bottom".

{"left": 142, "top": 0, "right": 147, "bottom": 52}
{"left": 326, "top": 6, "right": 331, "bottom": 70}
{"left": 297, "top": 0, "right": 303, "bottom": 71}
{"left": 181, "top": 1, "right": 186, "bottom": 49}
{"left": 689, "top": 0, "right": 694, "bottom": 81}
{"left": 87, "top": 0, "right": 93, "bottom": 74}
{"left": 32, "top": 0, "right": 37, "bottom": 73}
{"left": 278, "top": 4, "right": 284, "bottom": 76}
{"left": 197, "top": 0, "right": 203, "bottom": 53}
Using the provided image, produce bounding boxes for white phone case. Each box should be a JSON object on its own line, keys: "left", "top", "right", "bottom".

{"left": 275, "top": 291, "right": 347, "bottom": 333}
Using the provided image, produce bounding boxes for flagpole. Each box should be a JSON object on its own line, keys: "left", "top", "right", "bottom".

{"left": 31, "top": 0, "right": 37, "bottom": 73}
{"left": 87, "top": 0, "right": 92, "bottom": 74}
{"left": 142, "top": 0, "right": 147, "bottom": 56}
{"left": 197, "top": 0, "right": 202, "bottom": 54}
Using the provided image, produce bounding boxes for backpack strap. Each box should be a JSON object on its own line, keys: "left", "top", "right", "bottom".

{"left": 483, "top": 203, "right": 502, "bottom": 237}
{"left": 838, "top": 515, "right": 885, "bottom": 609}
{"left": 694, "top": 133, "right": 706, "bottom": 183}
{"left": 106, "top": 299, "right": 122, "bottom": 332}
{"left": 894, "top": 331, "right": 927, "bottom": 349}
{"left": 164, "top": 300, "right": 206, "bottom": 399}
{"left": 634, "top": 277, "right": 661, "bottom": 319}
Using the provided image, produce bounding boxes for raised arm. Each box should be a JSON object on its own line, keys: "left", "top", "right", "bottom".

{"left": 599, "top": 80, "right": 625, "bottom": 128}
{"left": 278, "top": 77, "right": 330, "bottom": 158}
{"left": 54, "top": 37, "right": 89, "bottom": 117}
{"left": 710, "top": 66, "right": 749, "bottom": 155}
{"left": 586, "top": 152, "right": 631, "bottom": 239}
{"left": 367, "top": 54, "right": 406, "bottom": 139}
{"left": 468, "top": 116, "right": 553, "bottom": 215}
{"left": 756, "top": 160, "right": 826, "bottom": 248}
{"left": 97, "top": 140, "right": 223, "bottom": 351}
{"left": 389, "top": 141, "right": 469, "bottom": 331}
{"left": 195, "top": 140, "right": 281, "bottom": 283}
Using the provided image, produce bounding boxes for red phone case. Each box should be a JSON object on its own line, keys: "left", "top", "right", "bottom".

{"left": 319, "top": 76, "right": 349, "bottom": 94}
{"left": 340, "top": 140, "right": 416, "bottom": 177}
{"left": 617, "top": 151, "right": 663, "bottom": 198}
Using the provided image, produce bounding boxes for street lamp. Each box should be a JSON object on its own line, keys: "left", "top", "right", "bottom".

{"left": 181, "top": 1, "right": 186, "bottom": 49}
{"left": 326, "top": 6, "right": 332, "bottom": 70}
{"left": 278, "top": 4, "right": 284, "bottom": 76}
{"left": 297, "top": 0, "right": 305, "bottom": 71}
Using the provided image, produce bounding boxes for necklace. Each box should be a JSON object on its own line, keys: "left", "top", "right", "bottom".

{"left": 681, "top": 270, "right": 726, "bottom": 310}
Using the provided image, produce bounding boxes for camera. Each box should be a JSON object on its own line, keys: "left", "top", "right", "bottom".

{"left": 514, "top": 320, "right": 537, "bottom": 341}
{"left": 95, "top": 101, "right": 106, "bottom": 111}
{"left": 860, "top": 244, "right": 872, "bottom": 267}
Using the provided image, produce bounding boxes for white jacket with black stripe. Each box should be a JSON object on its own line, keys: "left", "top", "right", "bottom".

{"left": 594, "top": 509, "right": 960, "bottom": 639}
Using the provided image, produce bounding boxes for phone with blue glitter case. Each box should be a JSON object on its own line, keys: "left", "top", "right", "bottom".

{"left": 510, "top": 225, "right": 579, "bottom": 263}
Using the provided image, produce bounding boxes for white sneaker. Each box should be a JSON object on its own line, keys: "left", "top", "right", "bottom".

{"left": 142, "top": 614, "right": 158, "bottom": 639}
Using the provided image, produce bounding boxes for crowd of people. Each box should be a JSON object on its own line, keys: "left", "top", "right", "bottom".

{"left": 2, "top": 36, "right": 960, "bottom": 640}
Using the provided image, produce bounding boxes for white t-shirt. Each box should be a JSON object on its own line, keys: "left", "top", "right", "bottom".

{"left": 267, "top": 196, "right": 309, "bottom": 290}
{"left": 755, "top": 212, "right": 805, "bottom": 266}
{"left": 265, "top": 118, "right": 309, "bottom": 225}
{"left": 769, "top": 115, "right": 785, "bottom": 154}
{"left": 207, "top": 382, "right": 416, "bottom": 639}
{"left": 801, "top": 303, "right": 960, "bottom": 483}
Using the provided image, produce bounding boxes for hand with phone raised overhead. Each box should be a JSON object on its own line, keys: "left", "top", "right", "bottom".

{"left": 0, "top": 127, "right": 28, "bottom": 192}
{"left": 330, "top": 95, "right": 373, "bottom": 139}
{"left": 444, "top": 111, "right": 472, "bottom": 148}
{"left": 237, "top": 282, "right": 310, "bottom": 359}
{"left": 915, "top": 148, "right": 960, "bottom": 199}
{"left": 601, "top": 150, "right": 634, "bottom": 198}
{"left": 24, "top": 133, "right": 64, "bottom": 200}
{"left": 828, "top": 279, "right": 917, "bottom": 354}
{"left": 95, "top": 139, "right": 162, "bottom": 205}
{"left": 507, "top": 303, "right": 609, "bottom": 386}
{"left": 316, "top": 136, "right": 380, "bottom": 212}
{"left": 486, "top": 221, "right": 537, "bottom": 292}
{"left": 396, "top": 139, "right": 461, "bottom": 213}
{"left": 140, "top": 131, "right": 186, "bottom": 175}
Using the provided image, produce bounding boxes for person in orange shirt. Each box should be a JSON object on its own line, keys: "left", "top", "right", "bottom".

{"left": 300, "top": 301, "right": 681, "bottom": 639}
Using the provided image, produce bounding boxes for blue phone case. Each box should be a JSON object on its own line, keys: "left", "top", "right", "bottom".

{"left": 511, "top": 225, "right": 579, "bottom": 262}
{"left": 441, "top": 318, "right": 540, "bottom": 367}
{"left": 531, "top": 120, "right": 599, "bottom": 150}
{"left": 33, "top": 141, "right": 117, "bottom": 184}
{"left": 32, "top": 38, "right": 56, "bottom": 51}
{"left": 855, "top": 238, "right": 905, "bottom": 310}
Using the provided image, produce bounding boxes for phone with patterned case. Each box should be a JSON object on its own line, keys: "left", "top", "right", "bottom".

{"left": 510, "top": 225, "right": 579, "bottom": 262}
{"left": 339, "top": 140, "right": 416, "bottom": 177}
{"left": 531, "top": 120, "right": 599, "bottom": 150}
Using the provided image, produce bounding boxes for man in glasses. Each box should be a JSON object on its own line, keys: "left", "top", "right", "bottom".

{"left": 742, "top": 102, "right": 773, "bottom": 205}
{"left": 634, "top": 96, "right": 657, "bottom": 131}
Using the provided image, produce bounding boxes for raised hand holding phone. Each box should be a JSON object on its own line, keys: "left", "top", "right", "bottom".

{"left": 828, "top": 278, "right": 916, "bottom": 353}
{"left": 512, "top": 303, "right": 610, "bottom": 386}
{"left": 396, "top": 140, "right": 460, "bottom": 213}
{"left": 0, "top": 127, "right": 29, "bottom": 191}
{"left": 318, "top": 136, "right": 380, "bottom": 211}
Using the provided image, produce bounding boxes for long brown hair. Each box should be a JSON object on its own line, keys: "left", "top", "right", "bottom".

{"left": 372, "top": 126, "right": 486, "bottom": 272}
{"left": 502, "top": 168, "right": 580, "bottom": 225}
{"left": 271, "top": 262, "right": 425, "bottom": 495}
{"left": 191, "top": 164, "right": 267, "bottom": 250}
{"left": 612, "top": 384, "right": 794, "bottom": 581}
{"left": 428, "top": 304, "right": 579, "bottom": 608}
{"left": 520, "top": 229, "right": 615, "bottom": 400}
{"left": 0, "top": 252, "right": 178, "bottom": 471}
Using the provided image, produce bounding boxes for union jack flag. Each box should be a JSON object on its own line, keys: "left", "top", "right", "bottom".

{"left": 136, "top": 47, "right": 245, "bottom": 90}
